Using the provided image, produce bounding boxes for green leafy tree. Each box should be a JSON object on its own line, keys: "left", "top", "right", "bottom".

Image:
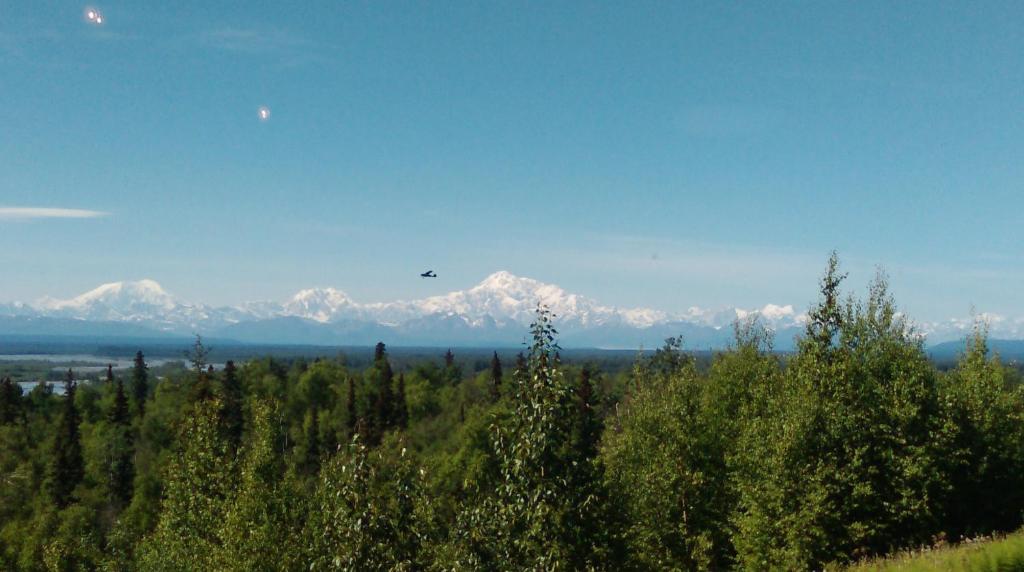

{"left": 937, "top": 326, "right": 1024, "bottom": 537}
{"left": 451, "top": 306, "right": 613, "bottom": 570}
{"left": 732, "top": 264, "right": 944, "bottom": 569}
{"left": 394, "top": 373, "right": 409, "bottom": 431}
{"left": 137, "top": 399, "right": 234, "bottom": 571}
{"left": 296, "top": 408, "right": 321, "bottom": 477}
{"left": 603, "top": 338, "right": 730, "bottom": 570}
{"left": 305, "top": 435, "right": 429, "bottom": 570}
{"left": 218, "top": 400, "right": 307, "bottom": 572}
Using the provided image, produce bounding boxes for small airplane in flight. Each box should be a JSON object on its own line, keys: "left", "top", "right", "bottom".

{"left": 420, "top": 270, "right": 437, "bottom": 278}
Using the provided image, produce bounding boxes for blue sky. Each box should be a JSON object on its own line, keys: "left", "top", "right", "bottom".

{"left": 2, "top": 1, "right": 1022, "bottom": 320}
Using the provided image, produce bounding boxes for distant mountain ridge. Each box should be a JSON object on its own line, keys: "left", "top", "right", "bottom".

{"left": 0, "top": 271, "right": 1012, "bottom": 349}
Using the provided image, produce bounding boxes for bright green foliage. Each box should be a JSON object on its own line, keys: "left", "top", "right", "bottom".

{"left": 604, "top": 338, "right": 733, "bottom": 570}
{"left": 305, "top": 435, "right": 429, "bottom": 570}
{"left": 847, "top": 529, "right": 1024, "bottom": 572}
{"left": 295, "top": 407, "right": 321, "bottom": 476}
{"left": 137, "top": 399, "right": 234, "bottom": 571}
{"left": 450, "top": 306, "right": 613, "bottom": 571}
{"left": 733, "top": 269, "right": 944, "bottom": 569}
{"left": 41, "top": 505, "right": 104, "bottom": 572}
{"left": 218, "top": 400, "right": 306, "bottom": 572}
{"left": 937, "top": 329, "right": 1024, "bottom": 538}
{"left": 395, "top": 373, "right": 409, "bottom": 430}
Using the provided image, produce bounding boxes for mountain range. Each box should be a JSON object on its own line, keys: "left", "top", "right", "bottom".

{"left": 0, "top": 271, "right": 1013, "bottom": 350}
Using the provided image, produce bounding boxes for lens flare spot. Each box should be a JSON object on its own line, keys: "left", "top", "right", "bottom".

{"left": 84, "top": 7, "right": 103, "bottom": 24}
{"left": 258, "top": 106, "right": 271, "bottom": 121}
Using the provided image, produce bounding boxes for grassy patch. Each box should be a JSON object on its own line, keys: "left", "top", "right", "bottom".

{"left": 845, "top": 532, "right": 1024, "bottom": 571}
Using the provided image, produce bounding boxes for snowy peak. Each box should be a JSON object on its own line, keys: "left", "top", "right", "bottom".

{"left": 283, "top": 288, "right": 357, "bottom": 323}
{"left": 414, "top": 271, "right": 612, "bottom": 326}
{"left": 35, "top": 279, "right": 183, "bottom": 322}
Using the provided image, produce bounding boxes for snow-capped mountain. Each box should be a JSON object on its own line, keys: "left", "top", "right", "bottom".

{"left": 0, "top": 271, "right": 1009, "bottom": 348}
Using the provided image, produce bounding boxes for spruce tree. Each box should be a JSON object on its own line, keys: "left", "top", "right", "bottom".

{"left": 374, "top": 342, "right": 387, "bottom": 362}
{"left": 130, "top": 350, "right": 149, "bottom": 417}
{"left": 106, "top": 376, "right": 134, "bottom": 507}
{"left": 220, "top": 360, "right": 244, "bottom": 452}
{"left": 48, "top": 369, "right": 84, "bottom": 508}
{"left": 394, "top": 373, "right": 409, "bottom": 430}
{"left": 0, "top": 375, "right": 22, "bottom": 425}
{"left": 372, "top": 359, "right": 395, "bottom": 444}
{"left": 489, "top": 351, "right": 503, "bottom": 402}
{"left": 106, "top": 364, "right": 114, "bottom": 384}
{"left": 574, "top": 365, "right": 601, "bottom": 460}
{"left": 346, "top": 376, "right": 358, "bottom": 440}
{"left": 443, "top": 348, "right": 461, "bottom": 386}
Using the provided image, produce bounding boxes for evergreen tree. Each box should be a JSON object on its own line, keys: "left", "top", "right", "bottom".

{"left": 443, "top": 348, "right": 462, "bottom": 386}
{"left": 106, "top": 364, "right": 114, "bottom": 384}
{"left": 374, "top": 341, "right": 387, "bottom": 362}
{"left": 106, "top": 375, "right": 135, "bottom": 507}
{"left": 130, "top": 350, "right": 149, "bottom": 417}
{"left": 489, "top": 352, "right": 503, "bottom": 402}
{"left": 48, "top": 369, "right": 84, "bottom": 508}
{"left": 220, "top": 360, "right": 244, "bottom": 452}
{"left": 0, "top": 375, "right": 22, "bottom": 425}
{"left": 805, "top": 250, "right": 846, "bottom": 350}
{"left": 188, "top": 334, "right": 212, "bottom": 374}
{"left": 372, "top": 359, "right": 395, "bottom": 445}
{"left": 573, "top": 365, "right": 601, "bottom": 460}
{"left": 346, "top": 376, "right": 358, "bottom": 440}
{"left": 394, "top": 373, "right": 409, "bottom": 430}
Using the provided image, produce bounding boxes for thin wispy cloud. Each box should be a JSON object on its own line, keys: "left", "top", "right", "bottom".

{"left": 198, "top": 26, "right": 310, "bottom": 54}
{"left": 0, "top": 208, "right": 109, "bottom": 220}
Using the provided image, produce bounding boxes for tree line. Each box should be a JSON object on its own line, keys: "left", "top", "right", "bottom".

{"left": 0, "top": 254, "right": 1022, "bottom": 570}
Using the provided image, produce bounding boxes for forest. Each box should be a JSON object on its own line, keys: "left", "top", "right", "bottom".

{"left": 1, "top": 254, "right": 1022, "bottom": 571}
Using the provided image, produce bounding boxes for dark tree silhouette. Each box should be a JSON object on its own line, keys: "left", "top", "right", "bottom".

{"left": 394, "top": 373, "right": 408, "bottom": 430}
{"left": 48, "top": 369, "right": 84, "bottom": 508}
{"left": 371, "top": 359, "right": 395, "bottom": 445}
{"left": 0, "top": 376, "right": 22, "bottom": 425}
{"left": 130, "top": 351, "right": 149, "bottom": 417}
{"left": 490, "top": 351, "right": 503, "bottom": 402}
{"left": 220, "top": 360, "right": 244, "bottom": 452}
{"left": 107, "top": 375, "right": 134, "bottom": 507}
{"left": 346, "top": 376, "right": 358, "bottom": 440}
